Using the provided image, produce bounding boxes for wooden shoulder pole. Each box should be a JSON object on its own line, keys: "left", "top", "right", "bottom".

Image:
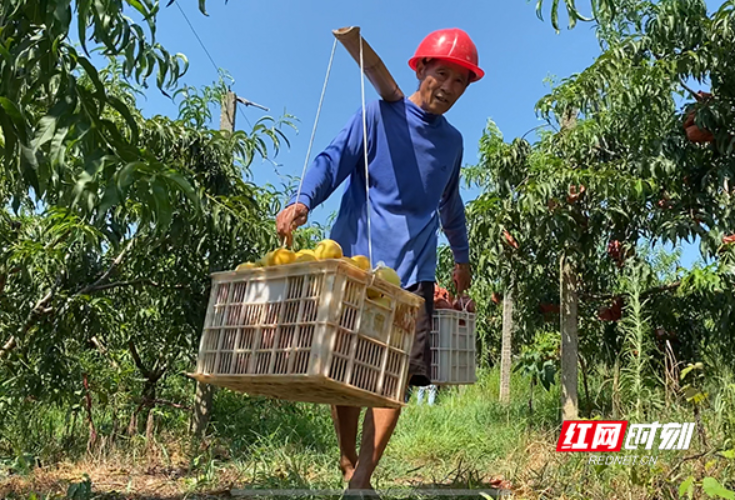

{"left": 333, "top": 26, "right": 404, "bottom": 103}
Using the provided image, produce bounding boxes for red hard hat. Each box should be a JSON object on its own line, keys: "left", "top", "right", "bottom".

{"left": 408, "top": 28, "right": 484, "bottom": 83}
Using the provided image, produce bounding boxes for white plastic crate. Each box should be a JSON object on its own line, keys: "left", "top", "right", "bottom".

{"left": 190, "top": 259, "right": 424, "bottom": 408}
{"left": 430, "top": 309, "right": 477, "bottom": 385}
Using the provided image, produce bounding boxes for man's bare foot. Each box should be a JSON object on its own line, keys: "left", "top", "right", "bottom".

{"left": 340, "top": 464, "right": 355, "bottom": 482}
{"left": 339, "top": 457, "right": 356, "bottom": 482}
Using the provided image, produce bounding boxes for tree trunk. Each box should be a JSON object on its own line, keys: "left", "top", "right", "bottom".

{"left": 83, "top": 373, "right": 97, "bottom": 451}
{"left": 146, "top": 410, "right": 155, "bottom": 444}
{"left": 499, "top": 289, "right": 514, "bottom": 403}
{"left": 111, "top": 412, "right": 119, "bottom": 443}
{"left": 193, "top": 382, "right": 215, "bottom": 439}
{"left": 560, "top": 254, "right": 579, "bottom": 420}
{"left": 140, "top": 380, "right": 157, "bottom": 438}
{"left": 128, "top": 409, "right": 139, "bottom": 436}
{"left": 579, "top": 353, "right": 591, "bottom": 417}
{"left": 129, "top": 375, "right": 159, "bottom": 437}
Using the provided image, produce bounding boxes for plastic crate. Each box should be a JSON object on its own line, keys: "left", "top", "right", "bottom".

{"left": 190, "top": 259, "right": 424, "bottom": 408}
{"left": 430, "top": 309, "right": 477, "bottom": 385}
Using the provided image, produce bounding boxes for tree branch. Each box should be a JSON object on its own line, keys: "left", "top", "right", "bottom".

{"left": 679, "top": 78, "right": 704, "bottom": 101}
{"left": 1, "top": 267, "right": 65, "bottom": 362}
{"left": 84, "top": 279, "right": 185, "bottom": 293}
{"left": 87, "top": 279, "right": 156, "bottom": 293}
{"left": 16, "top": 273, "right": 63, "bottom": 338}
{"left": 581, "top": 281, "right": 681, "bottom": 302}
{"left": 90, "top": 336, "right": 119, "bottom": 369}
{"left": 151, "top": 359, "right": 168, "bottom": 384}
{"left": 128, "top": 340, "right": 151, "bottom": 379}
{"left": 666, "top": 450, "right": 711, "bottom": 480}
{"left": 521, "top": 124, "right": 550, "bottom": 141}
{"left": 641, "top": 281, "right": 681, "bottom": 298}
{"left": 0, "top": 336, "right": 17, "bottom": 360}
{"left": 129, "top": 345, "right": 167, "bottom": 383}
{"left": 140, "top": 398, "right": 191, "bottom": 411}
{"left": 76, "top": 239, "right": 135, "bottom": 296}
{"left": 592, "top": 142, "right": 621, "bottom": 160}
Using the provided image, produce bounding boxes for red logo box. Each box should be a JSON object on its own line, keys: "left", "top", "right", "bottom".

{"left": 557, "top": 421, "right": 628, "bottom": 452}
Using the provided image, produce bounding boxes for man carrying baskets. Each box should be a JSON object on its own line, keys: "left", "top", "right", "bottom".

{"left": 276, "top": 28, "right": 483, "bottom": 493}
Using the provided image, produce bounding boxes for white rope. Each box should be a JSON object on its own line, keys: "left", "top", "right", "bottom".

{"left": 359, "top": 36, "right": 374, "bottom": 269}
{"left": 289, "top": 35, "right": 373, "bottom": 267}
{"left": 293, "top": 38, "right": 338, "bottom": 237}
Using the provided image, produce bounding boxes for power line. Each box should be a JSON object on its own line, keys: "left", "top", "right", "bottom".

{"left": 238, "top": 105, "right": 253, "bottom": 130}
{"left": 175, "top": 2, "right": 219, "bottom": 76}
{"left": 174, "top": 2, "right": 254, "bottom": 129}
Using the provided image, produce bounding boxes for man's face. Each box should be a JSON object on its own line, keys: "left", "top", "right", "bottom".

{"left": 415, "top": 60, "right": 471, "bottom": 115}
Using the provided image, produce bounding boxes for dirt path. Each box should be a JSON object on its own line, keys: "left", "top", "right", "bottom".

{"left": 1, "top": 461, "right": 513, "bottom": 499}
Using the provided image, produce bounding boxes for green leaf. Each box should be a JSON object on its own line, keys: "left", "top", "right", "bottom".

{"left": 73, "top": 171, "right": 95, "bottom": 204}
{"left": 165, "top": 170, "right": 198, "bottom": 207}
{"left": 117, "top": 161, "right": 144, "bottom": 190}
{"left": 77, "top": 0, "right": 91, "bottom": 55}
{"left": 31, "top": 115, "right": 58, "bottom": 152}
{"left": 565, "top": 0, "right": 578, "bottom": 29}
{"left": 0, "top": 97, "right": 24, "bottom": 125}
{"left": 107, "top": 95, "right": 140, "bottom": 142}
{"left": 97, "top": 183, "right": 122, "bottom": 220}
{"left": 198, "top": 0, "right": 209, "bottom": 16}
{"left": 720, "top": 450, "right": 735, "bottom": 460}
{"left": 151, "top": 180, "right": 173, "bottom": 229}
{"left": 680, "top": 363, "right": 703, "bottom": 381}
{"left": 126, "top": 0, "right": 149, "bottom": 17}
{"left": 679, "top": 476, "right": 694, "bottom": 499}
{"left": 177, "top": 53, "right": 190, "bottom": 77}
{"left": 50, "top": 124, "right": 70, "bottom": 167}
{"left": 565, "top": 0, "right": 593, "bottom": 23}
{"left": 20, "top": 144, "right": 38, "bottom": 170}
{"left": 77, "top": 57, "right": 106, "bottom": 99}
{"left": 593, "top": 463, "right": 608, "bottom": 474}
{"left": 551, "top": 0, "right": 561, "bottom": 32}
{"left": 0, "top": 111, "right": 18, "bottom": 164}
{"left": 702, "top": 477, "right": 735, "bottom": 499}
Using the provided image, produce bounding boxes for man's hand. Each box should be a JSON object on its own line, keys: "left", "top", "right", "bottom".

{"left": 276, "top": 203, "right": 309, "bottom": 247}
{"left": 453, "top": 262, "right": 472, "bottom": 296}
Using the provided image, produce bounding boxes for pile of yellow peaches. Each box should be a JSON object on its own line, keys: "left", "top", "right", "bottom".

{"left": 234, "top": 239, "right": 401, "bottom": 292}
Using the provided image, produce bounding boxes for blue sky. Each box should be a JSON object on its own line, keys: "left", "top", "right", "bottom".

{"left": 126, "top": 0, "right": 700, "bottom": 268}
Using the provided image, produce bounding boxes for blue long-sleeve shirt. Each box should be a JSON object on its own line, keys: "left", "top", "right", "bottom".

{"left": 289, "top": 97, "right": 469, "bottom": 288}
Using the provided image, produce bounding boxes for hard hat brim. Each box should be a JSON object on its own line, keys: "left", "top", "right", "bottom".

{"left": 408, "top": 56, "right": 485, "bottom": 83}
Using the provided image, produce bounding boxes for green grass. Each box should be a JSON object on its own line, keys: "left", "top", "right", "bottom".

{"left": 185, "top": 367, "right": 564, "bottom": 495}
{"left": 3, "top": 366, "right": 735, "bottom": 499}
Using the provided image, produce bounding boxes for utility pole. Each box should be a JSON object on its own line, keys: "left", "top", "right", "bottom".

{"left": 192, "top": 90, "right": 237, "bottom": 440}
{"left": 220, "top": 90, "right": 237, "bottom": 131}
